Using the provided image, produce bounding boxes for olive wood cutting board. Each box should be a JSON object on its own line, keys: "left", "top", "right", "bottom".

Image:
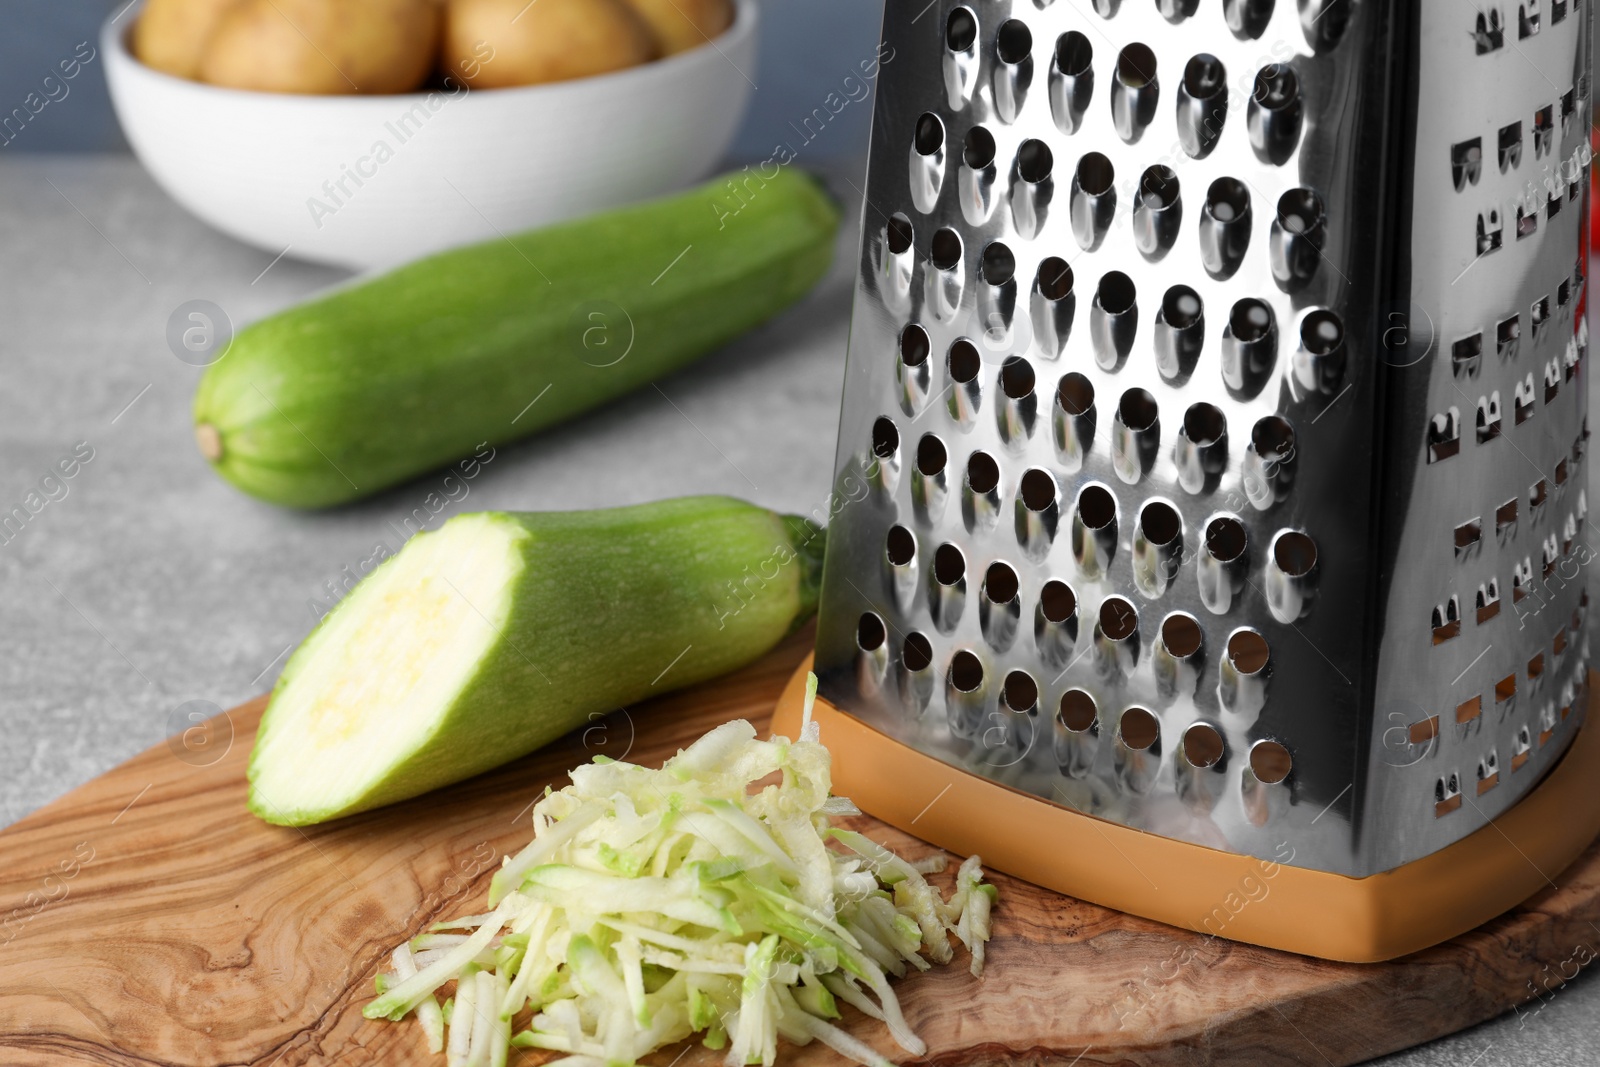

{"left": 1, "top": 627, "right": 1597, "bottom": 1066}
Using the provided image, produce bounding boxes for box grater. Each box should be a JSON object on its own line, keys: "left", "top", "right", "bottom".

{"left": 784, "top": 0, "right": 1599, "bottom": 959}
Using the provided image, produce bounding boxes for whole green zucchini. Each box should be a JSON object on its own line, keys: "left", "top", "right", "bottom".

{"left": 247, "top": 497, "right": 824, "bottom": 826}
{"left": 194, "top": 169, "right": 840, "bottom": 508}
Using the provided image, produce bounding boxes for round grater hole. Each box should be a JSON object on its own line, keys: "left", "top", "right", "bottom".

{"left": 1226, "top": 629, "right": 1270, "bottom": 674}
{"left": 871, "top": 416, "right": 899, "bottom": 458}
{"left": 1017, "top": 139, "right": 1054, "bottom": 184}
{"left": 1205, "top": 515, "right": 1248, "bottom": 562}
{"left": 899, "top": 324, "right": 929, "bottom": 366}
{"left": 1077, "top": 152, "right": 1116, "bottom": 195}
{"left": 963, "top": 126, "right": 997, "bottom": 168}
{"left": 948, "top": 338, "right": 981, "bottom": 383}
{"left": 1059, "top": 689, "right": 1097, "bottom": 731}
{"left": 1057, "top": 30, "right": 1093, "bottom": 75}
{"left": 1162, "top": 612, "right": 1203, "bottom": 657}
{"left": 935, "top": 543, "right": 966, "bottom": 585}
{"left": 886, "top": 524, "right": 916, "bottom": 566}
{"left": 1184, "top": 402, "right": 1226, "bottom": 446}
{"left": 1223, "top": 0, "right": 1273, "bottom": 39}
{"left": 982, "top": 242, "right": 1017, "bottom": 285}
{"left": 1163, "top": 285, "right": 1203, "bottom": 328}
{"left": 996, "top": 18, "right": 1033, "bottom": 64}
{"left": 1278, "top": 187, "right": 1324, "bottom": 233}
{"left": 949, "top": 649, "right": 984, "bottom": 691}
{"left": 1041, "top": 579, "right": 1077, "bottom": 623}
{"left": 1184, "top": 52, "right": 1226, "bottom": 96}
{"left": 967, "top": 450, "right": 1000, "bottom": 492}
{"left": 1100, "top": 595, "right": 1138, "bottom": 641}
{"left": 985, "top": 561, "right": 1020, "bottom": 605}
{"left": 1098, "top": 271, "right": 1137, "bottom": 319}
{"left": 917, "top": 433, "right": 947, "bottom": 475}
{"left": 1301, "top": 309, "right": 1343, "bottom": 355}
{"left": 1139, "top": 164, "right": 1180, "bottom": 208}
{"left": 1140, "top": 500, "right": 1181, "bottom": 546}
{"left": 903, "top": 631, "right": 934, "bottom": 672}
{"left": 1118, "top": 387, "right": 1158, "bottom": 431}
{"left": 1078, "top": 483, "right": 1117, "bottom": 529}
{"left": 886, "top": 214, "right": 914, "bottom": 255}
{"left": 1206, "top": 177, "right": 1250, "bottom": 222}
{"left": 1038, "top": 257, "right": 1075, "bottom": 300}
{"left": 1119, "top": 706, "right": 1160, "bottom": 750}
{"left": 1117, "top": 43, "right": 1157, "bottom": 88}
{"left": 1003, "top": 670, "right": 1039, "bottom": 711}
{"left": 1253, "top": 63, "right": 1298, "bottom": 109}
{"left": 946, "top": 6, "right": 977, "bottom": 52}
{"left": 1249, "top": 739, "right": 1292, "bottom": 783}
{"left": 931, "top": 228, "right": 963, "bottom": 271}
{"left": 857, "top": 612, "right": 887, "bottom": 652}
{"left": 914, "top": 113, "right": 944, "bottom": 157}
{"left": 1058, "top": 372, "right": 1095, "bottom": 415}
{"left": 1001, "top": 356, "right": 1036, "bottom": 398}
{"left": 1252, "top": 414, "right": 1295, "bottom": 457}
{"left": 1183, "top": 722, "right": 1224, "bottom": 767}
{"left": 1020, "top": 467, "right": 1058, "bottom": 511}
{"left": 1230, "top": 298, "right": 1274, "bottom": 342}
{"left": 1273, "top": 530, "right": 1317, "bottom": 576}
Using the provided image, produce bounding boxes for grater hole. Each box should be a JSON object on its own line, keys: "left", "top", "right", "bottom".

{"left": 1118, "top": 387, "right": 1158, "bottom": 431}
{"left": 1301, "top": 310, "right": 1343, "bottom": 355}
{"left": 996, "top": 19, "right": 1033, "bottom": 64}
{"left": 1184, "top": 402, "right": 1226, "bottom": 447}
{"left": 871, "top": 416, "right": 899, "bottom": 459}
{"left": 1205, "top": 515, "right": 1247, "bottom": 562}
{"left": 1041, "top": 579, "right": 1078, "bottom": 623}
{"left": 1059, "top": 689, "right": 1097, "bottom": 731}
{"left": 964, "top": 126, "right": 997, "bottom": 169}
{"left": 1021, "top": 468, "right": 1058, "bottom": 511}
{"left": 1140, "top": 500, "right": 1181, "bottom": 547}
{"left": 1140, "top": 165, "right": 1180, "bottom": 208}
{"left": 946, "top": 6, "right": 977, "bottom": 52}
{"left": 1117, "top": 43, "right": 1157, "bottom": 89}
{"left": 857, "top": 612, "right": 887, "bottom": 652}
{"left": 1079, "top": 484, "right": 1117, "bottom": 530}
{"left": 886, "top": 524, "right": 916, "bottom": 566}
{"left": 935, "top": 543, "right": 966, "bottom": 586}
{"left": 1098, "top": 271, "right": 1137, "bottom": 315}
{"left": 1058, "top": 372, "right": 1095, "bottom": 415}
{"left": 1017, "top": 139, "right": 1054, "bottom": 184}
{"left": 1183, "top": 53, "right": 1226, "bottom": 97}
{"left": 1100, "top": 595, "right": 1138, "bottom": 641}
{"left": 913, "top": 113, "right": 944, "bottom": 157}
{"left": 1273, "top": 530, "right": 1317, "bottom": 576}
{"left": 967, "top": 450, "right": 1000, "bottom": 493}
{"left": 949, "top": 649, "right": 984, "bottom": 692}
{"left": 1249, "top": 740, "right": 1291, "bottom": 784}
{"left": 931, "top": 228, "right": 963, "bottom": 271}
{"left": 1227, "top": 629, "right": 1269, "bottom": 674}
{"left": 1183, "top": 722, "right": 1224, "bottom": 767}
{"left": 1277, "top": 187, "right": 1324, "bottom": 233}
{"left": 1163, "top": 285, "right": 1203, "bottom": 328}
{"left": 981, "top": 242, "right": 1017, "bottom": 286}
{"left": 1206, "top": 177, "right": 1250, "bottom": 222}
{"left": 1057, "top": 31, "right": 1093, "bottom": 75}
{"left": 1162, "top": 612, "right": 1203, "bottom": 657}
{"left": 1077, "top": 152, "right": 1116, "bottom": 196}
{"left": 1004, "top": 670, "right": 1039, "bottom": 711}
{"left": 1230, "top": 298, "right": 1274, "bottom": 342}
{"left": 1252, "top": 64, "right": 1298, "bottom": 110}
{"left": 899, "top": 324, "right": 930, "bottom": 366}
{"left": 949, "top": 339, "right": 982, "bottom": 383}
{"left": 1119, "top": 707, "right": 1160, "bottom": 750}
{"left": 886, "top": 214, "right": 914, "bottom": 255}
{"left": 903, "top": 631, "right": 933, "bottom": 671}
{"left": 1038, "top": 257, "right": 1075, "bottom": 301}
{"left": 1001, "top": 356, "right": 1036, "bottom": 399}
{"left": 985, "top": 561, "right": 1020, "bottom": 603}
{"left": 917, "top": 434, "right": 947, "bottom": 476}
{"left": 1252, "top": 415, "right": 1295, "bottom": 458}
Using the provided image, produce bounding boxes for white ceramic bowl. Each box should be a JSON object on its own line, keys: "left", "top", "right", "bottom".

{"left": 104, "top": 0, "right": 756, "bottom": 270}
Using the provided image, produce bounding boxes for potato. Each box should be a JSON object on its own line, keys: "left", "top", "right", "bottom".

{"left": 442, "top": 0, "right": 657, "bottom": 88}
{"left": 198, "top": 0, "right": 440, "bottom": 95}
{"left": 132, "top": 0, "right": 244, "bottom": 79}
{"left": 621, "top": 0, "right": 732, "bottom": 55}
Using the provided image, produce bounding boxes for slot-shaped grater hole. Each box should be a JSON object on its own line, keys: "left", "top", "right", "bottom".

{"left": 1451, "top": 138, "right": 1483, "bottom": 190}
{"left": 1140, "top": 165, "right": 1180, "bottom": 208}
{"left": 1206, "top": 177, "right": 1250, "bottom": 222}
{"left": 1495, "top": 673, "right": 1516, "bottom": 703}
{"left": 1078, "top": 483, "right": 1117, "bottom": 530}
{"left": 1529, "top": 652, "right": 1545, "bottom": 680}
{"left": 1183, "top": 722, "right": 1224, "bottom": 767}
{"left": 1453, "top": 333, "right": 1483, "bottom": 378}
{"left": 949, "top": 649, "right": 984, "bottom": 692}
{"left": 1098, "top": 271, "right": 1137, "bottom": 316}
{"left": 1077, "top": 152, "right": 1116, "bottom": 196}
{"left": 886, "top": 214, "right": 914, "bottom": 255}
{"left": 1252, "top": 64, "right": 1298, "bottom": 110}
{"left": 1230, "top": 298, "right": 1274, "bottom": 342}
{"left": 1020, "top": 468, "right": 1058, "bottom": 511}
{"left": 1499, "top": 122, "right": 1522, "bottom": 170}
{"left": 1017, "top": 140, "right": 1054, "bottom": 185}
{"left": 1140, "top": 500, "right": 1182, "bottom": 546}
{"left": 1162, "top": 612, "right": 1203, "bottom": 657}
{"left": 1003, "top": 670, "right": 1039, "bottom": 712}
{"left": 913, "top": 113, "right": 944, "bottom": 157}
{"left": 857, "top": 612, "right": 887, "bottom": 651}
{"left": 981, "top": 242, "right": 1017, "bottom": 286}
{"left": 967, "top": 450, "right": 1000, "bottom": 493}
{"left": 1277, "top": 187, "right": 1323, "bottom": 233}
{"left": 934, "top": 543, "right": 966, "bottom": 586}
{"left": 1041, "top": 579, "right": 1077, "bottom": 623}
{"left": 1206, "top": 515, "right": 1247, "bottom": 562}
{"left": 1058, "top": 689, "right": 1097, "bottom": 731}
{"left": 1555, "top": 458, "right": 1568, "bottom": 485}
{"left": 963, "top": 126, "right": 997, "bottom": 168}
{"left": 1001, "top": 356, "right": 1036, "bottom": 399}
{"left": 899, "top": 324, "right": 929, "bottom": 366}
{"left": 916, "top": 434, "right": 947, "bottom": 476}
{"left": 931, "top": 228, "right": 963, "bottom": 271}
{"left": 946, "top": 6, "right": 977, "bottom": 52}
{"left": 1163, "top": 285, "right": 1203, "bottom": 328}
{"left": 996, "top": 19, "right": 1032, "bottom": 64}
{"left": 948, "top": 339, "right": 981, "bottom": 383}
{"left": 885, "top": 524, "right": 915, "bottom": 566}
{"left": 871, "top": 416, "right": 899, "bottom": 459}
{"left": 1273, "top": 530, "right": 1317, "bottom": 577}
{"left": 1057, "top": 31, "right": 1093, "bottom": 76}
{"left": 1117, "top": 43, "right": 1157, "bottom": 88}
{"left": 1520, "top": 1, "right": 1541, "bottom": 38}
{"left": 1226, "top": 629, "right": 1270, "bottom": 674}
{"left": 1119, "top": 707, "right": 1160, "bottom": 750}
{"left": 1249, "top": 740, "right": 1291, "bottom": 784}
{"left": 1530, "top": 478, "right": 1548, "bottom": 509}
{"left": 902, "top": 631, "right": 933, "bottom": 671}
{"left": 985, "top": 562, "right": 1019, "bottom": 605}
{"left": 1058, "top": 372, "right": 1095, "bottom": 415}
{"left": 1184, "top": 402, "right": 1226, "bottom": 446}
{"left": 1497, "top": 314, "right": 1520, "bottom": 355}
{"left": 1455, "top": 518, "right": 1481, "bottom": 553}
{"left": 1038, "top": 257, "right": 1075, "bottom": 300}
{"left": 1301, "top": 309, "right": 1343, "bottom": 355}
{"left": 1100, "top": 595, "right": 1139, "bottom": 641}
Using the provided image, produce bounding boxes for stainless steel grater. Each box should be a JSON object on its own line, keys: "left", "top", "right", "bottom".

{"left": 811, "top": 0, "right": 1594, "bottom": 881}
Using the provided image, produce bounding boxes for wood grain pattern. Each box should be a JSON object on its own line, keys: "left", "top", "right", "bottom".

{"left": 0, "top": 628, "right": 1596, "bottom": 1066}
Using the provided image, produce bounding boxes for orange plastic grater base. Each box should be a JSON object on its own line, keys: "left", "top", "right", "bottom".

{"left": 771, "top": 658, "right": 1600, "bottom": 963}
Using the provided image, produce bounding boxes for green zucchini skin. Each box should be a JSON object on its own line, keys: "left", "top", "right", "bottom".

{"left": 247, "top": 496, "right": 826, "bottom": 825}
{"left": 195, "top": 169, "right": 840, "bottom": 509}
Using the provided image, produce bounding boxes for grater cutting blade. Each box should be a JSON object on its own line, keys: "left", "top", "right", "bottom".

{"left": 812, "top": 0, "right": 1593, "bottom": 881}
